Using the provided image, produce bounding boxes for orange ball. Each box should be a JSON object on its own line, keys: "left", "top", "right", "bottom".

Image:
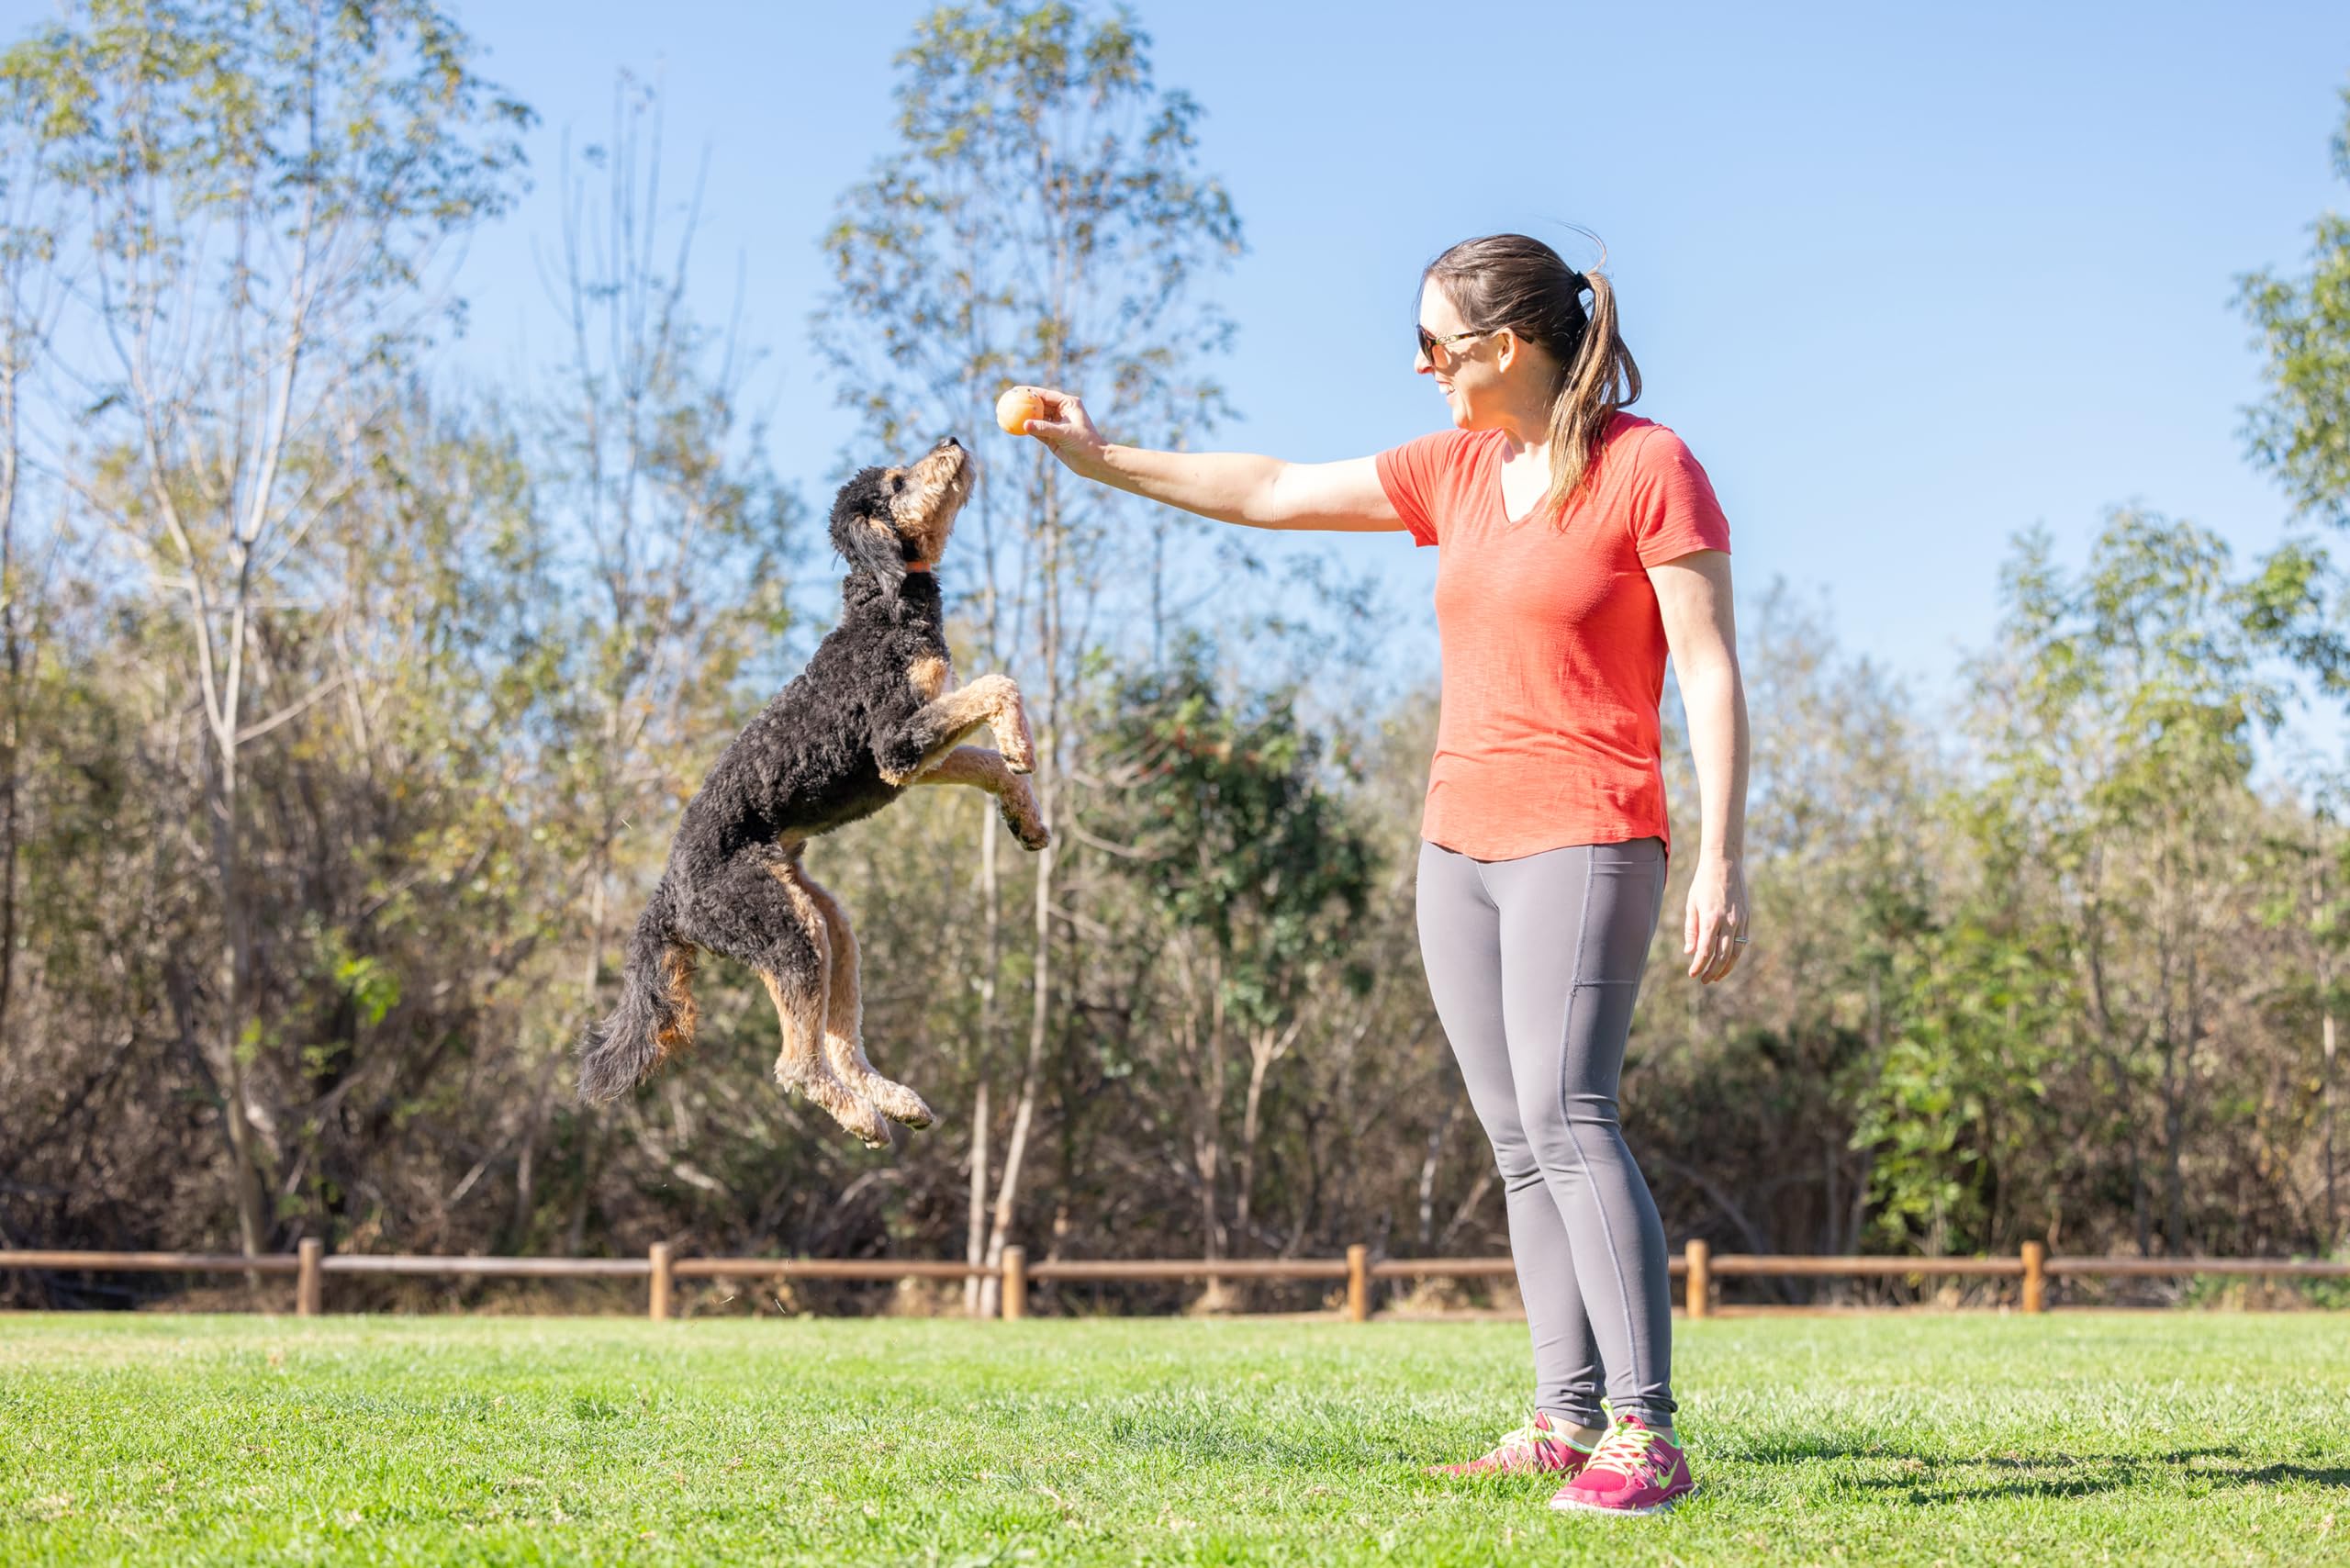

{"left": 995, "top": 386, "right": 1047, "bottom": 435}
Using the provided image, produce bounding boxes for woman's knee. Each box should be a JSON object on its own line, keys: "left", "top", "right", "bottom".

{"left": 1513, "top": 1084, "right": 1626, "bottom": 1173}
{"left": 1468, "top": 1101, "right": 1544, "bottom": 1186}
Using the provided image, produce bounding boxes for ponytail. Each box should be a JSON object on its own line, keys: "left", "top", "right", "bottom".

{"left": 1539, "top": 267, "right": 1640, "bottom": 517}
{"left": 1423, "top": 234, "right": 1642, "bottom": 521}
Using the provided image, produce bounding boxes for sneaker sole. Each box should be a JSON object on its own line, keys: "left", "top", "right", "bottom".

{"left": 1548, "top": 1482, "right": 1695, "bottom": 1518}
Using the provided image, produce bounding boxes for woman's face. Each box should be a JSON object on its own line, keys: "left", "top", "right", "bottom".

{"left": 1415, "top": 278, "right": 1508, "bottom": 431}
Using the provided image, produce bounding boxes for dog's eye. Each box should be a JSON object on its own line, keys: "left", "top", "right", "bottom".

{"left": 890, "top": 476, "right": 905, "bottom": 493}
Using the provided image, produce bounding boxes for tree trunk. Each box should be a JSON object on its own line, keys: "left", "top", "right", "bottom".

{"left": 2161, "top": 834, "right": 2191, "bottom": 1256}
{"left": 2317, "top": 858, "right": 2338, "bottom": 1250}
{"left": 965, "top": 1076, "right": 991, "bottom": 1316}
{"left": 979, "top": 457, "right": 1063, "bottom": 1309}
{"left": 1416, "top": 1096, "right": 1460, "bottom": 1251}
{"left": 1234, "top": 1032, "right": 1272, "bottom": 1246}
{"left": 207, "top": 738, "right": 271, "bottom": 1267}
{"left": 2083, "top": 890, "right": 2152, "bottom": 1257}
{"left": 563, "top": 868, "right": 612, "bottom": 1258}
{"left": 1234, "top": 1017, "right": 1301, "bottom": 1248}
{"left": 0, "top": 336, "right": 22, "bottom": 1042}
{"left": 966, "top": 813, "right": 998, "bottom": 1316}
{"left": 2324, "top": 1001, "right": 2339, "bottom": 1251}
{"left": 1198, "top": 960, "right": 1226, "bottom": 1260}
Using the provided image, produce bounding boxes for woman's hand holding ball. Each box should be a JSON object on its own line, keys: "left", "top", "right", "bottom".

{"left": 995, "top": 384, "right": 1110, "bottom": 481}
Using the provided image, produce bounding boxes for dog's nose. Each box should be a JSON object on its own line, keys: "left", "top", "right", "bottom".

{"left": 935, "top": 435, "right": 962, "bottom": 452}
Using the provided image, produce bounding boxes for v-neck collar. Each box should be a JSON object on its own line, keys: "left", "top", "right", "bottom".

{"left": 1492, "top": 436, "right": 1550, "bottom": 528}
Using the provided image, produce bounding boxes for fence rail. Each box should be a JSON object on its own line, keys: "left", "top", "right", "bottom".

{"left": 6, "top": 1238, "right": 2344, "bottom": 1322}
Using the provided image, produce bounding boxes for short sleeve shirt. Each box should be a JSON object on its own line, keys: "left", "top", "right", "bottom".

{"left": 1374, "top": 412, "right": 1730, "bottom": 859}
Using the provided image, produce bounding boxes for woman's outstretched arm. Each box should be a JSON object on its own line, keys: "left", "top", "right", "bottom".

{"left": 1017, "top": 386, "right": 1404, "bottom": 533}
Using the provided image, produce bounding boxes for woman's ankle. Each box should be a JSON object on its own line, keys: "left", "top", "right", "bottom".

{"left": 1539, "top": 1409, "right": 1608, "bottom": 1450}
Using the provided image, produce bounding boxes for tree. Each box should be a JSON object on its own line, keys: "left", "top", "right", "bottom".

{"left": 819, "top": 0, "right": 1240, "bottom": 1311}
{"left": 520, "top": 81, "right": 796, "bottom": 1253}
{"left": 1, "top": 0, "right": 529, "bottom": 1258}
{"left": 1963, "top": 514, "right": 2282, "bottom": 1254}
{"left": 1091, "top": 645, "right": 1373, "bottom": 1279}
{"left": 0, "top": 55, "right": 70, "bottom": 1047}
{"left": 2241, "top": 82, "right": 2350, "bottom": 522}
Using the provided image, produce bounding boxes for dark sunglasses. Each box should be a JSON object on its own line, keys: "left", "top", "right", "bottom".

{"left": 1416, "top": 323, "right": 1499, "bottom": 362}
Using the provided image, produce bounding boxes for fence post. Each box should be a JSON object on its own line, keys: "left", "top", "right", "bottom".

{"left": 2020, "top": 1240, "right": 2045, "bottom": 1315}
{"left": 1684, "top": 1238, "right": 1711, "bottom": 1320}
{"left": 1346, "top": 1245, "right": 1370, "bottom": 1323}
{"left": 643, "top": 1241, "right": 672, "bottom": 1316}
{"left": 1002, "top": 1246, "right": 1027, "bottom": 1320}
{"left": 296, "top": 1238, "right": 322, "bottom": 1318}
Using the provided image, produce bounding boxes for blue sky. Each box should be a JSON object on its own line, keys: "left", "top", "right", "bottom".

{"left": 13, "top": 0, "right": 2348, "bottom": 746}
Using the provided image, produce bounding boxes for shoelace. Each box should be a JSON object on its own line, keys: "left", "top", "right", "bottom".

{"left": 1474, "top": 1418, "right": 1561, "bottom": 1463}
{"left": 1583, "top": 1422, "right": 1665, "bottom": 1482}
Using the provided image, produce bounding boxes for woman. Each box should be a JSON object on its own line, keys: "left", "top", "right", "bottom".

{"left": 1016, "top": 231, "right": 1749, "bottom": 1518}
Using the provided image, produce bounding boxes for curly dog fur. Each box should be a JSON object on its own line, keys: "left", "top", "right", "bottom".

{"left": 576, "top": 437, "right": 1048, "bottom": 1146}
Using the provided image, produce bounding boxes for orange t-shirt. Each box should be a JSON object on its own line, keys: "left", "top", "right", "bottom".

{"left": 1375, "top": 412, "right": 1730, "bottom": 860}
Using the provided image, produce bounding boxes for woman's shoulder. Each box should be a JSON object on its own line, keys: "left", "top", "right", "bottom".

{"left": 1378, "top": 422, "right": 1506, "bottom": 497}
{"left": 1603, "top": 410, "right": 1680, "bottom": 454}
{"left": 1599, "top": 412, "right": 1711, "bottom": 483}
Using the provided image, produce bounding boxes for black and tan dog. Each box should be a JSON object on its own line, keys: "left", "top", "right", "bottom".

{"left": 577, "top": 436, "right": 1047, "bottom": 1145}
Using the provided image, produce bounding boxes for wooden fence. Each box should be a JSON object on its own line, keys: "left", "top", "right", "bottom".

{"left": 6, "top": 1238, "right": 2347, "bottom": 1320}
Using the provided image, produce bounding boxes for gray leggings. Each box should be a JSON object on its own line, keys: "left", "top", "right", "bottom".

{"left": 1416, "top": 837, "right": 1675, "bottom": 1428}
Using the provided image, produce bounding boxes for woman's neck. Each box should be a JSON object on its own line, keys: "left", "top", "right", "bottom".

{"left": 1490, "top": 384, "right": 1558, "bottom": 465}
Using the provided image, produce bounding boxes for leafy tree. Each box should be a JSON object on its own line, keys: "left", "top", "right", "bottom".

{"left": 1963, "top": 514, "right": 2281, "bottom": 1254}
{"left": 819, "top": 0, "right": 1241, "bottom": 1310}
{"left": 519, "top": 82, "right": 796, "bottom": 1252}
{"left": 1091, "top": 644, "right": 1374, "bottom": 1271}
{"left": 0, "top": 0, "right": 529, "bottom": 1258}
{"left": 2241, "top": 82, "right": 2350, "bottom": 521}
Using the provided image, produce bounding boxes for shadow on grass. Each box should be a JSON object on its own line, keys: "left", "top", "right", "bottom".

{"left": 1735, "top": 1439, "right": 2350, "bottom": 1504}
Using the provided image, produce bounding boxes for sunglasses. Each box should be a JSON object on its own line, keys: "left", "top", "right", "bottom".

{"left": 1416, "top": 323, "right": 1499, "bottom": 364}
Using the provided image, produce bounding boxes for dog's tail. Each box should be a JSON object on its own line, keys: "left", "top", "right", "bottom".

{"left": 576, "top": 879, "right": 699, "bottom": 1105}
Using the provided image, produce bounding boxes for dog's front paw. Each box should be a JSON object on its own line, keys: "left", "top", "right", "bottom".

{"left": 1008, "top": 809, "right": 1050, "bottom": 853}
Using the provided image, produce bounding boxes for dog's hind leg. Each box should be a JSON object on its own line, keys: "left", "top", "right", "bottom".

{"left": 786, "top": 864, "right": 936, "bottom": 1131}
{"left": 677, "top": 844, "right": 890, "bottom": 1147}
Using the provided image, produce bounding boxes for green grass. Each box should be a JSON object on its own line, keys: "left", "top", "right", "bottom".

{"left": 3, "top": 1312, "right": 2345, "bottom": 1565}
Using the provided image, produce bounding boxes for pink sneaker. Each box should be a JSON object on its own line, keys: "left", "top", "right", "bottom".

{"left": 1548, "top": 1414, "right": 1694, "bottom": 1516}
{"left": 1427, "top": 1410, "right": 1593, "bottom": 1478}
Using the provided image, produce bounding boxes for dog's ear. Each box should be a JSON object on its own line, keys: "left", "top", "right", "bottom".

{"left": 830, "top": 466, "right": 908, "bottom": 588}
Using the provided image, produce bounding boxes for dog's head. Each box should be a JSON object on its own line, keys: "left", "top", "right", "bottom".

{"left": 829, "top": 436, "right": 973, "bottom": 588}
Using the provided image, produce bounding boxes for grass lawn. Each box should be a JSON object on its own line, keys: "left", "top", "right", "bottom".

{"left": 2, "top": 1311, "right": 2345, "bottom": 1565}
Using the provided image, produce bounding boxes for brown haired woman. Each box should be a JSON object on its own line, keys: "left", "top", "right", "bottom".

{"left": 1013, "top": 231, "right": 1749, "bottom": 1518}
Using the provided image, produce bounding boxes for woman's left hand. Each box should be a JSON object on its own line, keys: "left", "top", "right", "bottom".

{"left": 1683, "top": 851, "right": 1750, "bottom": 983}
